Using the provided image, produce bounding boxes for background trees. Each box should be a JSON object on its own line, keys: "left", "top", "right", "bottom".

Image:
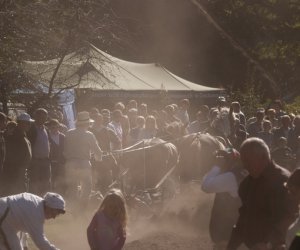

{"left": 0, "top": 0, "right": 131, "bottom": 112}
{"left": 1, "top": 0, "right": 299, "bottom": 114}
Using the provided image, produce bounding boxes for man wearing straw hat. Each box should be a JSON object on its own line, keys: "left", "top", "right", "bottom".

{"left": 64, "top": 111, "right": 103, "bottom": 211}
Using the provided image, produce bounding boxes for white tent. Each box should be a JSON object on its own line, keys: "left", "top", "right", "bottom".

{"left": 23, "top": 44, "right": 223, "bottom": 99}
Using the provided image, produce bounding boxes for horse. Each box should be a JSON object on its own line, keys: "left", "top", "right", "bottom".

{"left": 177, "top": 133, "right": 226, "bottom": 182}
{"left": 118, "top": 138, "right": 179, "bottom": 193}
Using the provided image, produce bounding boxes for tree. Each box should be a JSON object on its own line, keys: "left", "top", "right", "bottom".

{"left": 198, "top": 0, "right": 300, "bottom": 98}
{"left": 0, "top": 0, "right": 131, "bottom": 112}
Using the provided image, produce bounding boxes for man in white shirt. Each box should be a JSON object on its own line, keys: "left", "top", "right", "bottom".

{"left": 0, "top": 192, "right": 65, "bottom": 250}
{"left": 202, "top": 148, "right": 246, "bottom": 250}
{"left": 64, "top": 111, "right": 102, "bottom": 210}
{"left": 107, "top": 109, "right": 123, "bottom": 149}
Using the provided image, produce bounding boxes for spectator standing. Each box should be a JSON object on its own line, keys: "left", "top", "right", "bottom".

{"left": 257, "top": 120, "right": 274, "bottom": 149}
{"left": 108, "top": 110, "right": 123, "bottom": 150}
{"left": 90, "top": 113, "right": 120, "bottom": 193}
{"left": 273, "top": 115, "right": 291, "bottom": 148}
{"left": 288, "top": 116, "right": 300, "bottom": 154}
{"left": 55, "top": 110, "right": 68, "bottom": 133}
{"left": 87, "top": 189, "right": 127, "bottom": 250}
{"left": 187, "top": 110, "right": 210, "bottom": 134}
{"left": 27, "top": 108, "right": 51, "bottom": 195}
{"left": 138, "top": 115, "right": 158, "bottom": 140}
{"left": 270, "top": 99, "right": 287, "bottom": 120}
{"left": 64, "top": 111, "right": 102, "bottom": 211}
{"left": 128, "top": 116, "right": 145, "bottom": 145}
{"left": 127, "top": 108, "right": 138, "bottom": 129}
{"left": 176, "top": 99, "right": 190, "bottom": 126}
{"left": 138, "top": 103, "right": 148, "bottom": 118}
{"left": 216, "top": 96, "right": 227, "bottom": 111}
{"left": 165, "top": 105, "right": 181, "bottom": 124}
{"left": 231, "top": 102, "right": 246, "bottom": 127}
{"left": 2, "top": 113, "right": 33, "bottom": 196}
{"left": 266, "top": 109, "right": 279, "bottom": 129}
{"left": 247, "top": 110, "right": 264, "bottom": 137}
{"left": 47, "top": 119, "right": 65, "bottom": 194}
{"left": 115, "top": 103, "right": 130, "bottom": 147}
{"left": 126, "top": 100, "right": 137, "bottom": 111}
{"left": 227, "top": 138, "right": 299, "bottom": 250}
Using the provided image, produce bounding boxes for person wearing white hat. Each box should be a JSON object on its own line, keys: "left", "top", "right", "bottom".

{"left": 1, "top": 113, "right": 33, "bottom": 196}
{"left": 0, "top": 192, "right": 65, "bottom": 250}
{"left": 64, "top": 111, "right": 103, "bottom": 211}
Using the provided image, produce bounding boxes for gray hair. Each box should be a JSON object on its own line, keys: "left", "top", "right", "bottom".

{"left": 240, "top": 137, "right": 271, "bottom": 161}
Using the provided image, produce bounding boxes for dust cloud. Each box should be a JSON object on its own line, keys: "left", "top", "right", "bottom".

{"left": 40, "top": 182, "right": 214, "bottom": 250}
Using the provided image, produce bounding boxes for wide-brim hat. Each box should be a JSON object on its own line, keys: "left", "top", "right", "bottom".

{"left": 76, "top": 111, "right": 94, "bottom": 125}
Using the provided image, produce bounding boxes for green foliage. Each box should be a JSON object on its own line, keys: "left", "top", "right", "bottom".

{"left": 204, "top": 0, "right": 300, "bottom": 97}
{"left": 285, "top": 96, "right": 300, "bottom": 114}
{"left": 228, "top": 83, "right": 269, "bottom": 118}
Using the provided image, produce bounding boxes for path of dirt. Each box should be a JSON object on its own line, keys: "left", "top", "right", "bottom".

{"left": 32, "top": 183, "right": 214, "bottom": 250}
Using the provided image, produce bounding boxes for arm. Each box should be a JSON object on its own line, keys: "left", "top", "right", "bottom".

{"left": 267, "top": 183, "right": 299, "bottom": 248}
{"left": 112, "top": 226, "right": 126, "bottom": 250}
{"left": 89, "top": 133, "right": 103, "bottom": 161}
{"left": 201, "top": 166, "right": 239, "bottom": 198}
{"left": 27, "top": 221, "right": 58, "bottom": 250}
{"left": 87, "top": 214, "right": 99, "bottom": 250}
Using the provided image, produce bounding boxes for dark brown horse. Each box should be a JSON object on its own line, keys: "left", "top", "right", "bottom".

{"left": 119, "top": 138, "right": 178, "bottom": 191}
{"left": 177, "top": 133, "right": 225, "bottom": 182}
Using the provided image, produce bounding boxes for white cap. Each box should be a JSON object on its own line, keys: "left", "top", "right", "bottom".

{"left": 43, "top": 192, "right": 66, "bottom": 213}
{"left": 17, "top": 113, "right": 34, "bottom": 122}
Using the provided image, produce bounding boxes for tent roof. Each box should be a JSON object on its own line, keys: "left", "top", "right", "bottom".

{"left": 23, "top": 44, "right": 223, "bottom": 93}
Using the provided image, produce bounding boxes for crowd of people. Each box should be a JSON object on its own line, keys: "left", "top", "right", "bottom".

{"left": 0, "top": 96, "right": 299, "bottom": 249}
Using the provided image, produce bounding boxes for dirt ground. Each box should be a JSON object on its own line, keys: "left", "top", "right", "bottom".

{"left": 31, "top": 183, "right": 214, "bottom": 250}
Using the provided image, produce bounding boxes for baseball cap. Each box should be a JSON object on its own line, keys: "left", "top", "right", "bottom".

{"left": 17, "top": 113, "right": 34, "bottom": 122}
{"left": 43, "top": 192, "right": 66, "bottom": 213}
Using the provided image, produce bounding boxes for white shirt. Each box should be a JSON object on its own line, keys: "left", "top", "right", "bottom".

{"left": 64, "top": 128, "right": 102, "bottom": 161}
{"left": 49, "top": 133, "right": 60, "bottom": 145}
{"left": 2, "top": 193, "right": 58, "bottom": 250}
{"left": 201, "top": 166, "right": 239, "bottom": 198}
{"left": 107, "top": 121, "right": 122, "bottom": 142}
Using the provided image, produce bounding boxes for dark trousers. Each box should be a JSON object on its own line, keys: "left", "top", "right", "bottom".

{"left": 51, "top": 162, "right": 66, "bottom": 195}
{"left": 29, "top": 158, "right": 51, "bottom": 196}
{"left": 289, "top": 235, "right": 300, "bottom": 250}
{"left": 92, "top": 155, "right": 118, "bottom": 194}
{"left": 0, "top": 166, "right": 27, "bottom": 196}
